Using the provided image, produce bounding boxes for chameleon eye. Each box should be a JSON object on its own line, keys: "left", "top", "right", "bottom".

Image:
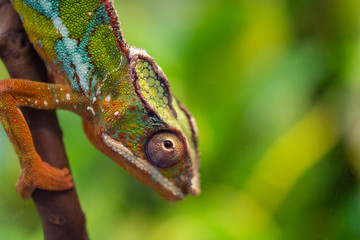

{"left": 145, "top": 131, "right": 185, "bottom": 168}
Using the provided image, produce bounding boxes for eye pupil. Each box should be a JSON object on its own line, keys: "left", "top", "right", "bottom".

{"left": 163, "top": 140, "right": 173, "bottom": 149}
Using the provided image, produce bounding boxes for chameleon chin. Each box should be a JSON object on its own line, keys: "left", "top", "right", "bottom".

{"left": 0, "top": 0, "right": 200, "bottom": 201}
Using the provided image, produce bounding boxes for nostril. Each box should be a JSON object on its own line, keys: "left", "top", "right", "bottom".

{"left": 180, "top": 180, "right": 199, "bottom": 196}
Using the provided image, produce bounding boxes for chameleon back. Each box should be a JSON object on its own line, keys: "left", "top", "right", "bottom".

{"left": 12, "top": 0, "right": 128, "bottom": 98}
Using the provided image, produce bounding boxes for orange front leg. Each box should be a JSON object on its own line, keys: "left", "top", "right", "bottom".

{"left": 0, "top": 79, "right": 88, "bottom": 199}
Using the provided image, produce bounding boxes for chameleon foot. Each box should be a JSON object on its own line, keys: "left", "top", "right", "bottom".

{"left": 15, "top": 157, "right": 74, "bottom": 199}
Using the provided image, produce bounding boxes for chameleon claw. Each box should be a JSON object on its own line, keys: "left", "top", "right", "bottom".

{"left": 15, "top": 157, "right": 74, "bottom": 199}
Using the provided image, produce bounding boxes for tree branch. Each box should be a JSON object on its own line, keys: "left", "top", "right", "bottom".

{"left": 0, "top": 0, "right": 88, "bottom": 239}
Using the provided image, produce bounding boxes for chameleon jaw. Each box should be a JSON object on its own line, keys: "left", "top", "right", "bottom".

{"left": 101, "top": 133, "right": 186, "bottom": 201}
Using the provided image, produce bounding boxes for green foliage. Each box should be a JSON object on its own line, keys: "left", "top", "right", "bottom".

{"left": 0, "top": 0, "right": 359, "bottom": 239}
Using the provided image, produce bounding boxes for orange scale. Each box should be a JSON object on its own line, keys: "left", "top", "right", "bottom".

{"left": 118, "top": 132, "right": 126, "bottom": 139}
{"left": 102, "top": 102, "right": 110, "bottom": 109}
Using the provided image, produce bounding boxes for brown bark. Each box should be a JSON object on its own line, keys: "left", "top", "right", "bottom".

{"left": 0, "top": 0, "right": 89, "bottom": 239}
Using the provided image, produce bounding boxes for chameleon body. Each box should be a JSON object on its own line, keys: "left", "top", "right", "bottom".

{"left": 0, "top": 0, "right": 200, "bottom": 201}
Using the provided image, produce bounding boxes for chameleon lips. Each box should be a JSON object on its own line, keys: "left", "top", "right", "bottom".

{"left": 101, "top": 133, "right": 185, "bottom": 200}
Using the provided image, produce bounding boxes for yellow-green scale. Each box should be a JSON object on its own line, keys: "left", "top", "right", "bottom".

{"left": 136, "top": 60, "right": 173, "bottom": 121}
{"left": 59, "top": 0, "right": 99, "bottom": 39}
{"left": 12, "top": 0, "right": 59, "bottom": 62}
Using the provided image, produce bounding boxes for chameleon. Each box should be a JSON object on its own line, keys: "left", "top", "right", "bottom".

{"left": 0, "top": 0, "right": 200, "bottom": 201}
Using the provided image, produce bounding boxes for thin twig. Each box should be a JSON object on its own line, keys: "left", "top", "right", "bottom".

{"left": 0, "top": 0, "right": 88, "bottom": 239}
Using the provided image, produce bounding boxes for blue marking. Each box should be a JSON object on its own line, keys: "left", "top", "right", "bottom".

{"left": 23, "top": 0, "right": 59, "bottom": 19}
{"left": 54, "top": 3, "right": 111, "bottom": 94}
{"left": 38, "top": 40, "right": 43, "bottom": 48}
{"left": 55, "top": 36, "right": 92, "bottom": 93}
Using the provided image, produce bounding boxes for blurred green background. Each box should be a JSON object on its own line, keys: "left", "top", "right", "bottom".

{"left": 0, "top": 0, "right": 360, "bottom": 239}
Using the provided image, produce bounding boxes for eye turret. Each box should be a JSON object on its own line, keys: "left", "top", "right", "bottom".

{"left": 145, "top": 131, "right": 185, "bottom": 168}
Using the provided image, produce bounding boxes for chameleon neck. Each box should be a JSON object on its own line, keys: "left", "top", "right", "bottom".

{"left": 12, "top": 0, "right": 129, "bottom": 99}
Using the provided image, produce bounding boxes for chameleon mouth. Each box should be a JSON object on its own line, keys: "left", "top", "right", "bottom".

{"left": 101, "top": 133, "right": 189, "bottom": 200}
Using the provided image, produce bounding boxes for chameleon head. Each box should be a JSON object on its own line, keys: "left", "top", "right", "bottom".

{"left": 96, "top": 47, "right": 200, "bottom": 201}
